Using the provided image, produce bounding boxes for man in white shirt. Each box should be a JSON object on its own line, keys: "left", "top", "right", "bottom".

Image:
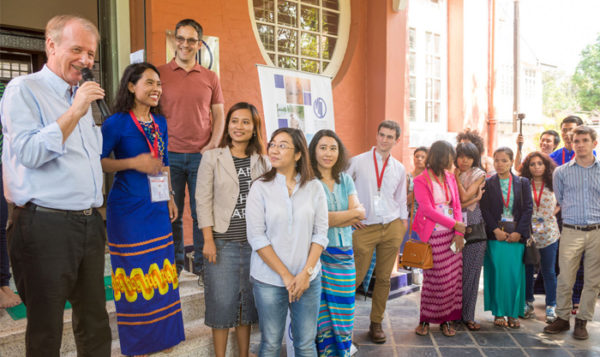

{"left": 347, "top": 120, "right": 408, "bottom": 344}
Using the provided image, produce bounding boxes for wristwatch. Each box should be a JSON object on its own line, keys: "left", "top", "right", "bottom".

{"left": 305, "top": 266, "right": 314, "bottom": 276}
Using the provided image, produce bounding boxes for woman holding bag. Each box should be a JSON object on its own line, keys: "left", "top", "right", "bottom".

{"left": 480, "top": 147, "right": 533, "bottom": 329}
{"left": 412, "top": 141, "right": 466, "bottom": 337}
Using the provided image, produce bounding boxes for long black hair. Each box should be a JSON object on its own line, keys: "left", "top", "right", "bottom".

{"left": 426, "top": 140, "right": 456, "bottom": 176}
{"left": 113, "top": 62, "right": 162, "bottom": 114}
{"left": 308, "top": 129, "right": 349, "bottom": 184}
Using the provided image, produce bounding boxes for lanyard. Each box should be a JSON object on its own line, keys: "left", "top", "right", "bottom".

{"left": 562, "top": 149, "right": 575, "bottom": 164}
{"left": 373, "top": 148, "right": 390, "bottom": 191}
{"left": 501, "top": 175, "right": 512, "bottom": 209}
{"left": 429, "top": 169, "right": 449, "bottom": 202}
{"left": 532, "top": 180, "right": 544, "bottom": 211}
{"left": 129, "top": 111, "right": 160, "bottom": 158}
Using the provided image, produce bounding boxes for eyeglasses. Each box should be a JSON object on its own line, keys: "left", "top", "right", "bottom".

{"left": 175, "top": 36, "right": 199, "bottom": 45}
{"left": 268, "top": 142, "right": 293, "bottom": 151}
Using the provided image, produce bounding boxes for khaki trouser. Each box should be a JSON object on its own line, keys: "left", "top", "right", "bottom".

{"left": 556, "top": 227, "right": 600, "bottom": 321}
{"left": 353, "top": 219, "right": 406, "bottom": 323}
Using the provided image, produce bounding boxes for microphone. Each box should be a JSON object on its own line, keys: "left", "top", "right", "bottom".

{"left": 80, "top": 68, "right": 111, "bottom": 119}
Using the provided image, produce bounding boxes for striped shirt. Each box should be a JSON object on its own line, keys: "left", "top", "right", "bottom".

{"left": 553, "top": 157, "right": 600, "bottom": 225}
{"left": 213, "top": 156, "right": 251, "bottom": 242}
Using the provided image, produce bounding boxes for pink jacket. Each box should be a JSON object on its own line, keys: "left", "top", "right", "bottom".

{"left": 412, "top": 170, "right": 464, "bottom": 243}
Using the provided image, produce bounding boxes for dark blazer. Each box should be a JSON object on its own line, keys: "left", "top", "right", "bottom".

{"left": 480, "top": 173, "right": 533, "bottom": 243}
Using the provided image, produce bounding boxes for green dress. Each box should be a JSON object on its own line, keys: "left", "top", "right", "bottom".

{"left": 483, "top": 177, "right": 526, "bottom": 318}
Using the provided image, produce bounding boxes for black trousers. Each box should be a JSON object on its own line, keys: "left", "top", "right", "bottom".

{"left": 8, "top": 206, "right": 111, "bottom": 357}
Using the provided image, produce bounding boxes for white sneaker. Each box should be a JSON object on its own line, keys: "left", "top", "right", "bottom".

{"left": 350, "top": 343, "right": 358, "bottom": 356}
{"left": 546, "top": 305, "right": 557, "bottom": 323}
{"left": 523, "top": 302, "right": 534, "bottom": 319}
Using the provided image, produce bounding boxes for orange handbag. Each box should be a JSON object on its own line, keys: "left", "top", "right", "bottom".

{"left": 400, "top": 195, "right": 433, "bottom": 270}
{"left": 401, "top": 239, "right": 433, "bottom": 269}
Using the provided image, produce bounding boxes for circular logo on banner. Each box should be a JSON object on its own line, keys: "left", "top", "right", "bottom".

{"left": 313, "top": 97, "right": 327, "bottom": 119}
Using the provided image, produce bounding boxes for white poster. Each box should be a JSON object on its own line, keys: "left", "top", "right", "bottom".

{"left": 257, "top": 65, "right": 335, "bottom": 144}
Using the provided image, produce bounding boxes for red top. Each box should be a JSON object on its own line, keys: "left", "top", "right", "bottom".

{"left": 158, "top": 59, "right": 224, "bottom": 153}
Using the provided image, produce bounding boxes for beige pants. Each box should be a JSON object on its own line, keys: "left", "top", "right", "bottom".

{"left": 556, "top": 227, "right": 600, "bottom": 321}
{"left": 353, "top": 219, "right": 406, "bottom": 323}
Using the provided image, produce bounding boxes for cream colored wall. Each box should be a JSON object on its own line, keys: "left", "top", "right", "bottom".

{"left": 0, "top": 0, "right": 98, "bottom": 29}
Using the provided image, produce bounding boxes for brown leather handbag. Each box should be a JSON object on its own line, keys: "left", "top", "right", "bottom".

{"left": 400, "top": 202, "right": 433, "bottom": 269}
{"left": 401, "top": 239, "right": 433, "bottom": 269}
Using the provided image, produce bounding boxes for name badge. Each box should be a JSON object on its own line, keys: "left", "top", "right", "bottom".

{"left": 500, "top": 214, "right": 514, "bottom": 222}
{"left": 532, "top": 216, "right": 545, "bottom": 235}
{"left": 373, "top": 192, "right": 386, "bottom": 216}
{"left": 148, "top": 172, "right": 170, "bottom": 202}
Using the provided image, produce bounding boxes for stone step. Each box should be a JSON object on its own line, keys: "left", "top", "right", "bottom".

{"left": 62, "top": 319, "right": 260, "bottom": 357}
{"left": 0, "top": 270, "right": 204, "bottom": 356}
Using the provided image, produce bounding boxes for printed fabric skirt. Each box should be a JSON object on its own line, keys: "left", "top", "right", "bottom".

{"left": 317, "top": 246, "right": 356, "bottom": 357}
{"left": 484, "top": 240, "right": 525, "bottom": 318}
{"left": 107, "top": 192, "right": 185, "bottom": 356}
{"left": 420, "top": 229, "right": 463, "bottom": 324}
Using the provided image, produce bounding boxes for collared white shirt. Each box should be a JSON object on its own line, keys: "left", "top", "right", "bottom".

{"left": 246, "top": 173, "right": 329, "bottom": 287}
{"left": 1, "top": 65, "right": 103, "bottom": 209}
{"left": 346, "top": 147, "right": 408, "bottom": 225}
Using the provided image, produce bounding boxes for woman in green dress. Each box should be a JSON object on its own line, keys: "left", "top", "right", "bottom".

{"left": 480, "top": 147, "right": 533, "bottom": 329}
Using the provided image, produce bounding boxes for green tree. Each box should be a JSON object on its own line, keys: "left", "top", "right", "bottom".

{"left": 542, "top": 69, "right": 578, "bottom": 119}
{"left": 572, "top": 34, "right": 600, "bottom": 111}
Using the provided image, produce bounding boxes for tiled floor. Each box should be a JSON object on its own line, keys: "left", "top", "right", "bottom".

{"left": 248, "top": 287, "right": 600, "bottom": 357}
{"left": 351, "top": 290, "right": 600, "bottom": 357}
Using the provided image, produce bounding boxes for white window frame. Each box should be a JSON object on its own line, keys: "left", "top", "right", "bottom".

{"left": 248, "top": 0, "right": 351, "bottom": 77}
{"left": 407, "top": 0, "right": 448, "bottom": 136}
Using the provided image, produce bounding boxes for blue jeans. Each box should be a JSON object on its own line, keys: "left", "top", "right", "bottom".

{"left": 168, "top": 152, "right": 203, "bottom": 274}
{"left": 526, "top": 240, "right": 558, "bottom": 306}
{"left": 1, "top": 164, "right": 10, "bottom": 286}
{"left": 253, "top": 275, "right": 321, "bottom": 357}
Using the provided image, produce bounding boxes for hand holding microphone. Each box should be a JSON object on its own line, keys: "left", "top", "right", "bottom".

{"left": 80, "top": 67, "right": 111, "bottom": 119}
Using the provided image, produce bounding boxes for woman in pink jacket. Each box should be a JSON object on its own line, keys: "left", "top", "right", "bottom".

{"left": 412, "top": 140, "right": 467, "bottom": 337}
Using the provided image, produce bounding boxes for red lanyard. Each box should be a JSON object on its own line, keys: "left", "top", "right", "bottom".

{"left": 373, "top": 148, "right": 390, "bottom": 191}
{"left": 501, "top": 175, "right": 512, "bottom": 209}
{"left": 429, "top": 169, "right": 449, "bottom": 202}
{"left": 129, "top": 111, "right": 160, "bottom": 158}
{"left": 562, "top": 149, "right": 575, "bottom": 164}
{"left": 532, "top": 180, "right": 544, "bottom": 211}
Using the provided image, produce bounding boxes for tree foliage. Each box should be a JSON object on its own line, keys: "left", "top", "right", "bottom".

{"left": 542, "top": 69, "right": 578, "bottom": 118}
{"left": 572, "top": 34, "right": 600, "bottom": 111}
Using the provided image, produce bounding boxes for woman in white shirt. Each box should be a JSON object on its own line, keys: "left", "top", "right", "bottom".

{"left": 246, "top": 127, "right": 329, "bottom": 357}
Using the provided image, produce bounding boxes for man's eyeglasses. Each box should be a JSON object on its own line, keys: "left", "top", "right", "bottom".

{"left": 175, "top": 36, "right": 199, "bottom": 45}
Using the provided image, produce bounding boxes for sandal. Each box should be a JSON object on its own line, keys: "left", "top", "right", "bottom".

{"left": 507, "top": 317, "right": 520, "bottom": 329}
{"left": 464, "top": 320, "right": 481, "bottom": 331}
{"left": 494, "top": 316, "right": 507, "bottom": 328}
{"left": 415, "top": 322, "right": 430, "bottom": 336}
{"left": 440, "top": 321, "right": 456, "bottom": 337}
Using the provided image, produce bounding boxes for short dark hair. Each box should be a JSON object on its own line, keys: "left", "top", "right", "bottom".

{"left": 455, "top": 142, "right": 482, "bottom": 169}
{"left": 175, "top": 19, "right": 203, "bottom": 39}
{"left": 308, "top": 129, "right": 349, "bottom": 184}
{"left": 540, "top": 129, "right": 560, "bottom": 147}
{"left": 571, "top": 125, "right": 597, "bottom": 141}
{"left": 456, "top": 129, "right": 485, "bottom": 157}
{"left": 413, "top": 146, "right": 428, "bottom": 156}
{"left": 261, "top": 128, "right": 314, "bottom": 187}
{"left": 493, "top": 146, "right": 514, "bottom": 161}
{"left": 561, "top": 115, "right": 583, "bottom": 127}
{"left": 378, "top": 120, "right": 401, "bottom": 139}
{"left": 220, "top": 102, "right": 266, "bottom": 157}
{"left": 113, "top": 62, "right": 161, "bottom": 114}
{"left": 426, "top": 140, "right": 456, "bottom": 176}
{"left": 519, "top": 152, "right": 556, "bottom": 191}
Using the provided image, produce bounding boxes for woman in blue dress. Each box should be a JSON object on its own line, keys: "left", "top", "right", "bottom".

{"left": 101, "top": 62, "right": 185, "bottom": 356}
